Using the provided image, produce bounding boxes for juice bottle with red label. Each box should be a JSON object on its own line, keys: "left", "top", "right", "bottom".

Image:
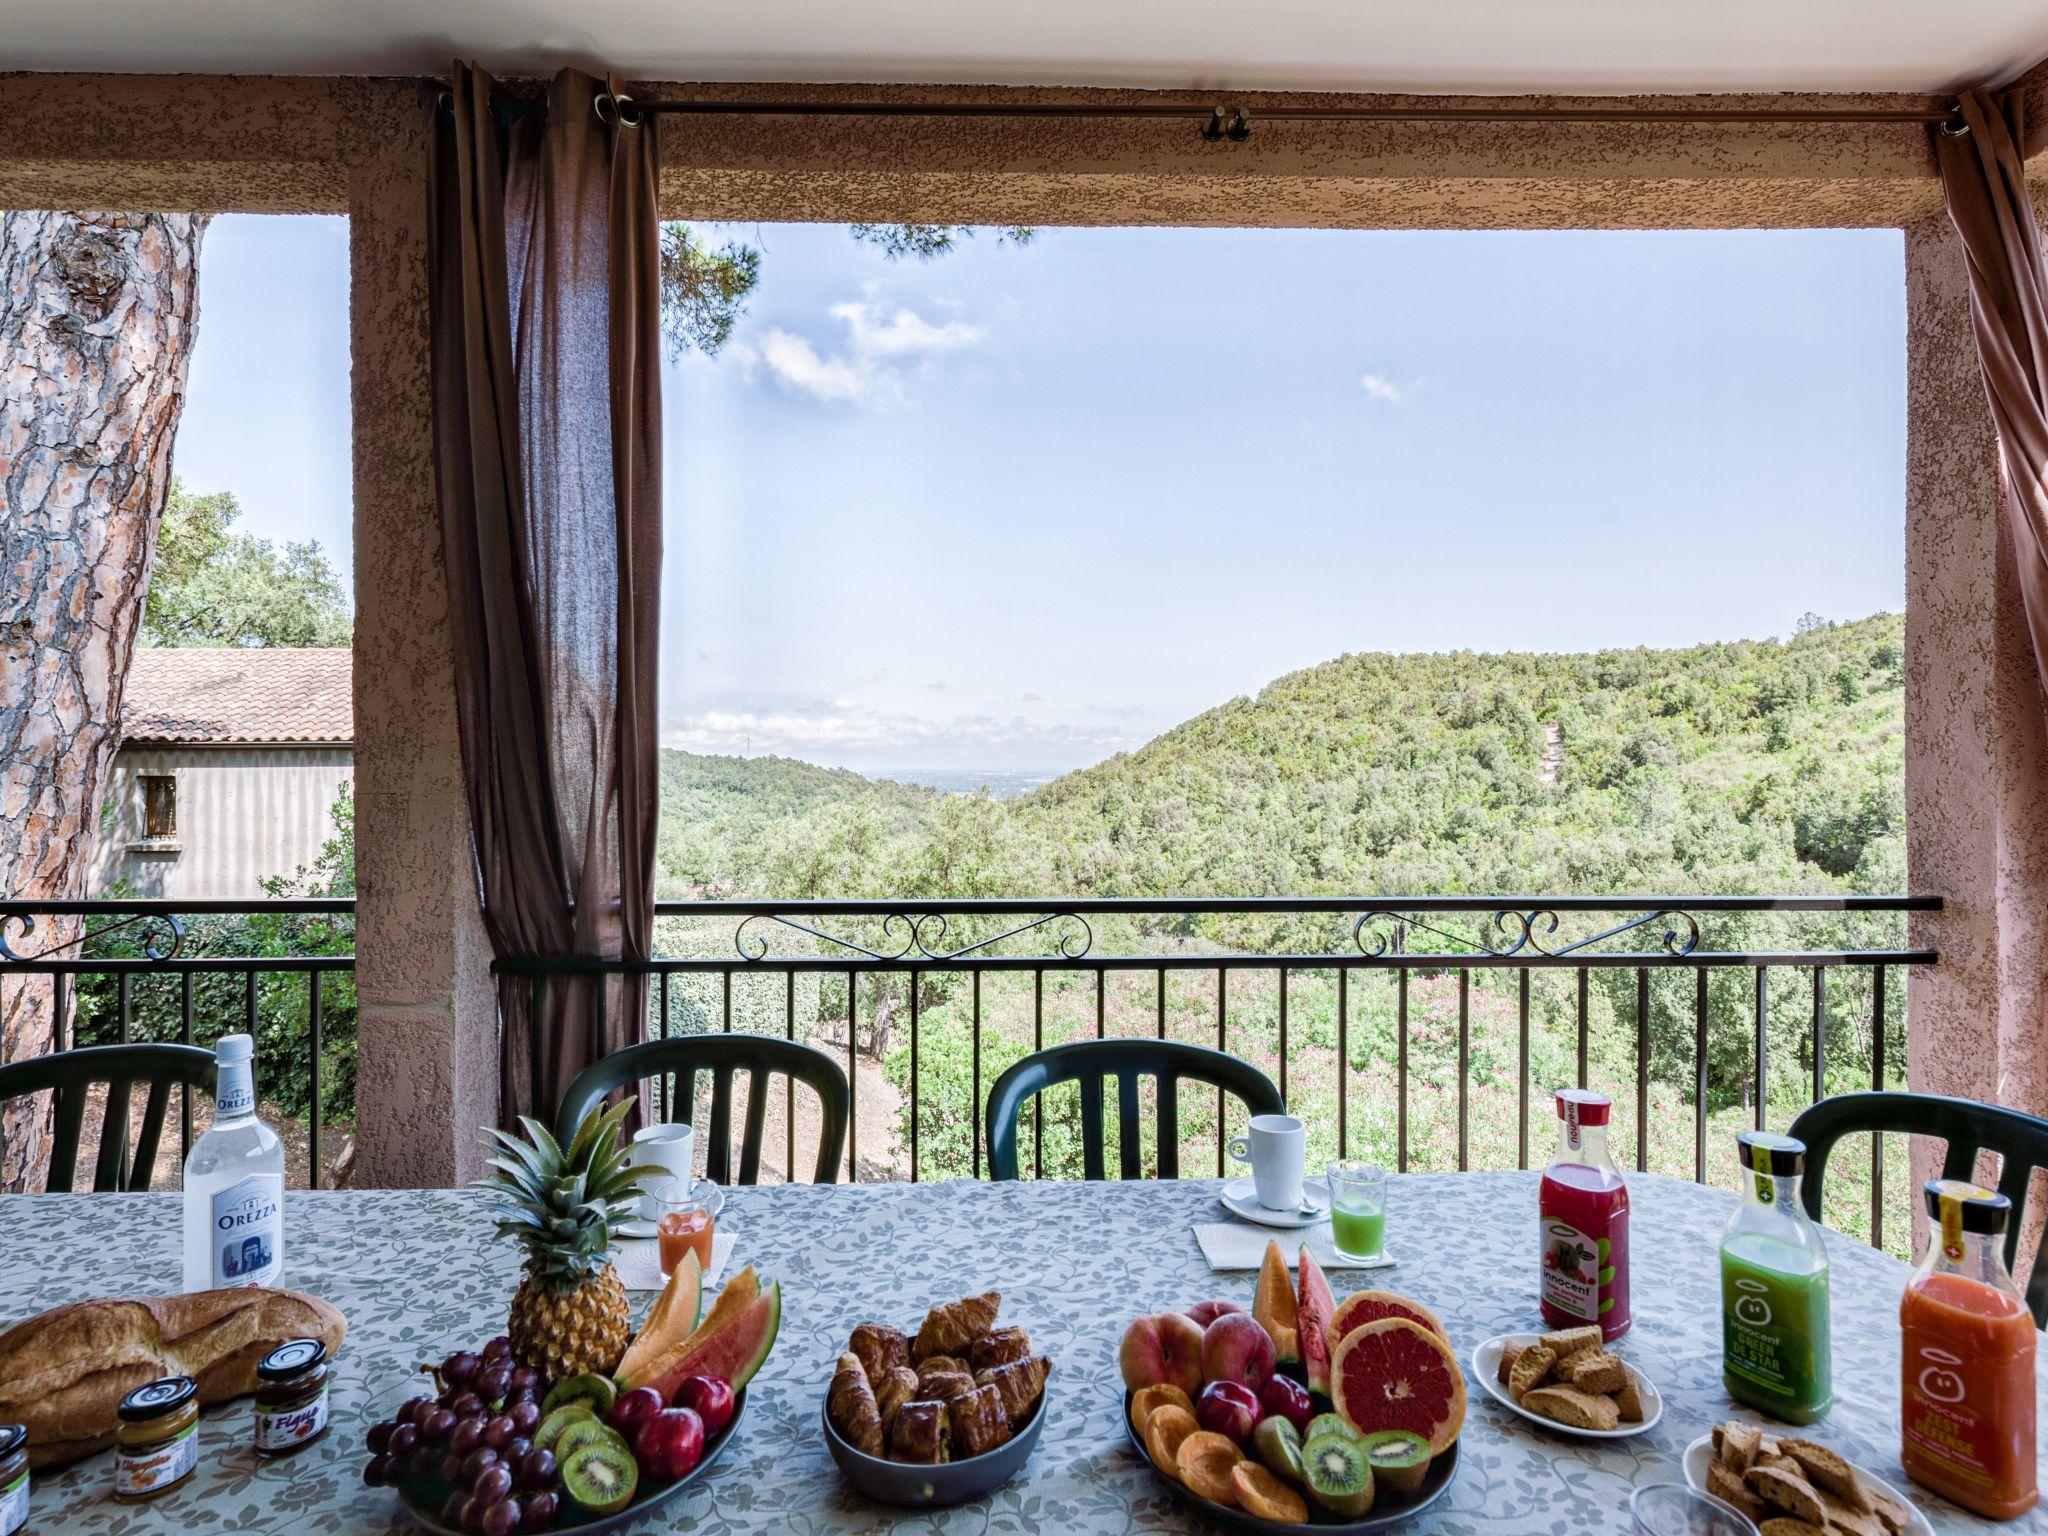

{"left": 1900, "top": 1179, "right": 2037, "bottom": 1521}
{"left": 1539, "top": 1088, "right": 1630, "bottom": 1340}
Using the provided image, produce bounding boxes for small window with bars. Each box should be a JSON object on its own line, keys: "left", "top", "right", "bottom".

{"left": 141, "top": 774, "right": 178, "bottom": 841}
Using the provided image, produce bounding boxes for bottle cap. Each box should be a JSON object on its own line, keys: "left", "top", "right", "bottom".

{"left": 1554, "top": 1088, "right": 1610, "bottom": 1127}
{"left": 258, "top": 1338, "right": 329, "bottom": 1381}
{"left": 1736, "top": 1129, "right": 1805, "bottom": 1177}
{"left": 1924, "top": 1178, "right": 2010, "bottom": 1237}
{"left": 216, "top": 1033, "right": 253, "bottom": 1064}
{"left": 118, "top": 1377, "right": 197, "bottom": 1421}
{"left": 0, "top": 1423, "right": 23, "bottom": 1459}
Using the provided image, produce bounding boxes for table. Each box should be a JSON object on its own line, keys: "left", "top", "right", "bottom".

{"left": 4, "top": 1171, "right": 2045, "bottom": 1534}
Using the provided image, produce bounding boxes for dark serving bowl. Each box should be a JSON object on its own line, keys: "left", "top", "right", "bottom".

{"left": 822, "top": 1384, "right": 1049, "bottom": 1507}
{"left": 1121, "top": 1392, "right": 1459, "bottom": 1534}
{"left": 396, "top": 1386, "right": 747, "bottom": 1535}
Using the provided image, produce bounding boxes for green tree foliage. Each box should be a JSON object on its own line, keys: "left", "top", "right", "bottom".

{"left": 847, "top": 225, "right": 1037, "bottom": 261}
{"left": 143, "top": 480, "right": 351, "bottom": 647}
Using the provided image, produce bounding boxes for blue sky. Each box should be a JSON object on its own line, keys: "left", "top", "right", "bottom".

{"left": 176, "top": 215, "right": 1905, "bottom": 773}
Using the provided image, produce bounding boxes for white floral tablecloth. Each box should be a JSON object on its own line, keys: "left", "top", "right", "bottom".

{"left": 3, "top": 1171, "right": 2044, "bottom": 1534}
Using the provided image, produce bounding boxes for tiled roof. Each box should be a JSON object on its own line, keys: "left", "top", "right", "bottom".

{"left": 121, "top": 648, "right": 353, "bottom": 745}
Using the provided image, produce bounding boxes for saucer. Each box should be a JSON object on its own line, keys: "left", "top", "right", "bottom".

{"left": 616, "top": 1180, "right": 724, "bottom": 1240}
{"left": 1219, "top": 1175, "right": 1331, "bottom": 1229}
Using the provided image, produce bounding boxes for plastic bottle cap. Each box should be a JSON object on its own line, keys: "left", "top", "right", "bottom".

{"left": 1924, "top": 1178, "right": 2010, "bottom": 1235}
{"left": 1736, "top": 1129, "right": 1806, "bottom": 1177}
{"left": 1554, "top": 1088, "right": 1610, "bottom": 1126}
{"left": 216, "top": 1033, "right": 253, "bottom": 1064}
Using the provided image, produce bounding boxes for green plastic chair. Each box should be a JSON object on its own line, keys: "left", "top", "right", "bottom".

{"left": 986, "top": 1038, "right": 1284, "bottom": 1181}
{"left": 0, "top": 1042, "right": 216, "bottom": 1192}
{"left": 1788, "top": 1090, "right": 2048, "bottom": 1326}
{"left": 556, "top": 1034, "right": 850, "bottom": 1185}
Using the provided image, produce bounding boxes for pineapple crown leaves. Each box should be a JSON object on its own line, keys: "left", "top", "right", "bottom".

{"left": 475, "top": 1097, "right": 645, "bottom": 1291}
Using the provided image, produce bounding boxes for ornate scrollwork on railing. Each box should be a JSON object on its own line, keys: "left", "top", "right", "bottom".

{"left": 1354, "top": 906, "right": 1701, "bottom": 960}
{"left": 0, "top": 911, "right": 187, "bottom": 964}
{"left": 733, "top": 909, "right": 1095, "bottom": 964}
{"left": 734, "top": 911, "right": 919, "bottom": 964}
{"left": 909, "top": 911, "right": 1093, "bottom": 963}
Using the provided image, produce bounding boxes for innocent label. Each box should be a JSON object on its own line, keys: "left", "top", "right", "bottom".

{"left": 1540, "top": 1216, "right": 1604, "bottom": 1321}
{"left": 211, "top": 1173, "right": 281, "bottom": 1288}
{"left": 255, "top": 1389, "right": 328, "bottom": 1452}
{"left": 115, "top": 1422, "right": 197, "bottom": 1499}
{"left": 0, "top": 1470, "right": 27, "bottom": 1536}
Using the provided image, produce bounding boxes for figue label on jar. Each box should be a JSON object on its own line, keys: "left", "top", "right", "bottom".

{"left": 115, "top": 1421, "right": 198, "bottom": 1500}
{"left": 255, "top": 1393, "right": 329, "bottom": 1453}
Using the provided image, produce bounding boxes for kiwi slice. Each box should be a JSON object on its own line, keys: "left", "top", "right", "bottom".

{"left": 554, "top": 1417, "right": 623, "bottom": 1462}
{"left": 534, "top": 1403, "right": 596, "bottom": 1453}
{"left": 541, "top": 1372, "right": 618, "bottom": 1419}
{"left": 562, "top": 1435, "right": 639, "bottom": 1515}
{"left": 1357, "top": 1428, "right": 1433, "bottom": 1495}
{"left": 1302, "top": 1423, "right": 1376, "bottom": 1519}
{"left": 1251, "top": 1417, "right": 1306, "bottom": 1489}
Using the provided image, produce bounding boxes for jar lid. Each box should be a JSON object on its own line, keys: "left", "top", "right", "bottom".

{"left": 1554, "top": 1088, "right": 1610, "bottom": 1126}
{"left": 1736, "top": 1129, "right": 1806, "bottom": 1177}
{"left": 118, "top": 1377, "right": 197, "bottom": 1421}
{"left": 0, "top": 1423, "right": 23, "bottom": 1458}
{"left": 1924, "top": 1178, "right": 2011, "bottom": 1235}
{"left": 258, "top": 1338, "right": 329, "bottom": 1381}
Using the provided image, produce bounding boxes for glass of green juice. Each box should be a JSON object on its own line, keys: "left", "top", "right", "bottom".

{"left": 1327, "top": 1161, "right": 1387, "bottom": 1261}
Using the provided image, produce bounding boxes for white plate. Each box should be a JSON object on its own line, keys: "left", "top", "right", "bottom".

{"left": 1219, "top": 1174, "right": 1332, "bottom": 1228}
{"left": 615, "top": 1181, "right": 724, "bottom": 1240}
{"left": 1683, "top": 1434, "right": 1932, "bottom": 1536}
{"left": 1469, "top": 1333, "right": 1663, "bottom": 1440}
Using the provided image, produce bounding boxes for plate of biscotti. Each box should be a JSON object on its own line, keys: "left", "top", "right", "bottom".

{"left": 1469, "top": 1327, "right": 1661, "bottom": 1439}
{"left": 1684, "top": 1422, "right": 1930, "bottom": 1536}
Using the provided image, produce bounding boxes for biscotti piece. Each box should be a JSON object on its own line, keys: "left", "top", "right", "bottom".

{"left": 1520, "top": 1384, "right": 1619, "bottom": 1431}
{"left": 1497, "top": 1339, "right": 1527, "bottom": 1386}
{"left": 1746, "top": 1466, "right": 1828, "bottom": 1526}
{"left": 1563, "top": 1349, "right": 1627, "bottom": 1395}
{"left": 1611, "top": 1374, "right": 1644, "bottom": 1423}
{"left": 1817, "top": 1490, "right": 1884, "bottom": 1536}
{"left": 1757, "top": 1521, "right": 1826, "bottom": 1536}
{"left": 1539, "top": 1325, "right": 1603, "bottom": 1358}
{"left": 1719, "top": 1420, "right": 1763, "bottom": 1473}
{"left": 1779, "top": 1439, "right": 1872, "bottom": 1514}
{"left": 1864, "top": 1484, "right": 1911, "bottom": 1534}
{"left": 1508, "top": 1344, "right": 1557, "bottom": 1401}
{"left": 1706, "top": 1460, "right": 1767, "bottom": 1523}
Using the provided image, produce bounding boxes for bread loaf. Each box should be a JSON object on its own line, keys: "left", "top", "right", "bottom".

{"left": 0, "top": 1287, "right": 346, "bottom": 1467}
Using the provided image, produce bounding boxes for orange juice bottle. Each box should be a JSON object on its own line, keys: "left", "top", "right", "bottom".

{"left": 1900, "top": 1179, "right": 2037, "bottom": 1520}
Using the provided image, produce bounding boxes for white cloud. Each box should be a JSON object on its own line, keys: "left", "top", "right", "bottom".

{"left": 739, "top": 297, "right": 986, "bottom": 406}
{"left": 1360, "top": 371, "right": 1408, "bottom": 404}
{"left": 753, "top": 329, "right": 871, "bottom": 403}
{"left": 831, "top": 300, "right": 983, "bottom": 358}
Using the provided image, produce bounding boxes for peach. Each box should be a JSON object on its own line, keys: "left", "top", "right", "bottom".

{"left": 1120, "top": 1311, "right": 1206, "bottom": 1397}
{"left": 1185, "top": 1299, "right": 1245, "bottom": 1328}
{"left": 1202, "top": 1309, "right": 1277, "bottom": 1391}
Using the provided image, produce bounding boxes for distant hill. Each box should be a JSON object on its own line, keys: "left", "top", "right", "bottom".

{"left": 657, "top": 613, "right": 1905, "bottom": 904}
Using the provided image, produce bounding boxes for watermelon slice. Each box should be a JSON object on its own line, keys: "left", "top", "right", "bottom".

{"left": 1296, "top": 1246, "right": 1337, "bottom": 1396}
{"left": 644, "top": 1282, "right": 781, "bottom": 1398}
{"left": 620, "top": 1266, "right": 761, "bottom": 1391}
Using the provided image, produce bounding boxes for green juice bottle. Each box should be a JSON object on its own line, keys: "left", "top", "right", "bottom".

{"left": 1720, "top": 1129, "right": 1832, "bottom": 1423}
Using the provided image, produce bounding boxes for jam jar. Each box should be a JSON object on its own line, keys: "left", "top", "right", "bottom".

{"left": 0, "top": 1424, "right": 27, "bottom": 1536}
{"left": 253, "top": 1338, "right": 332, "bottom": 1457}
{"left": 114, "top": 1377, "right": 199, "bottom": 1502}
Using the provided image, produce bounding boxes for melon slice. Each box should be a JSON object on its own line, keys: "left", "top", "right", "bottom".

{"left": 1329, "top": 1289, "right": 1447, "bottom": 1345}
{"left": 1296, "top": 1247, "right": 1337, "bottom": 1397}
{"left": 1253, "top": 1240, "right": 1301, "bottom": 1365}
{"left": 615, "top": 1249, "right": 702, "bottom": 1386}
{"left": 620, "top": 1266, "right": 760, "bottom": 1391}
{"left": 643, "top": 1281, "right": 781, "bottom": 1398}
{"left": 1330, "top": 1317, "right": 1466, "bottom": 1455}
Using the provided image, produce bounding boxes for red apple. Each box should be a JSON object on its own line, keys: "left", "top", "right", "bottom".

{"left": 671, "top": 1375, "right": 735, "bottom": 1438}
{"left": 1195, "top": 1379, "right": 1261, "bottom": 1444}
{"left": 634, "top": 1407, "right": 705, "bottom": 1480}
{"left": 609, "top": 1386, "right": 664, "bottom": 1438}
{"left": 1184, "top": 1299, "right": 1245, "bottom": 1328}
{"left": 1258, "top": 1372, "right": 1314, "bottom": 1431}
{"left": 1119, "top": 1312, "right": 1206, "bottom": 1396}
{"left": 1202, "top": 1310, "right": 1276, "bottom": 1390}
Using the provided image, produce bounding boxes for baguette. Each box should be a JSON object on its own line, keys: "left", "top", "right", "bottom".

{"left": 0, "top": 1287, "right": 346, "bottom": 1467}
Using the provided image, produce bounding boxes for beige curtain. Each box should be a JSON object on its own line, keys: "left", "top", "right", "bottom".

{"left": 427, "top": 63, "right": 662, "bottom": 1130}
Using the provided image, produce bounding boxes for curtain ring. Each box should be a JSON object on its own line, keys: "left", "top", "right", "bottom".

{"left": 1940, "top": 107, "right": 1971, "bottom": 138}
{"left": 595, "top": 91, "right": 643, "bottom": 128}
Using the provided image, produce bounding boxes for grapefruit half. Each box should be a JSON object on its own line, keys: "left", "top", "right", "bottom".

{"left": 1329, "top": 1289, "right": 1447, "bottom": 1344}
{"left": 1330, "top": 1317, "right": 1466, "bottom": 1455}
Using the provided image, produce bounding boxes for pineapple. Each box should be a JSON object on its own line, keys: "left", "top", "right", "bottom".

{"left": 479, "top": 1098, "right": 642, "bottom": 1382}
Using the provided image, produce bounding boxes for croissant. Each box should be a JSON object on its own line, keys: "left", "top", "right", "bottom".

{"left": 889, "top": 1398, "right": 950, "bottom": 1463}
{"left": 969, "top": 1326, "right": 1033, "bottom": 1373}
{"left": 918, "top": 1369, "right": 976, "bottom": 1404}
{"left": 828, "top": 1351, "right": 883, "bottom": 1455}
{"left": 848, "top": 1322, "right": 909, "bottom": 1383}
{"left": 916, "top": 1355, "right": 968, "bottom": 1385}
{"left": 875, "top": 1365, "right": 920, "bottom": 1435}
{"left": 976, "top": 1354, "right": 1051, "bottom": 1427}
{"left": 949, "top": 1382, "right": 1013, "bottom": 1458}
{"left": 912, "top": 1292, "right": 1001, "bottom": 1362}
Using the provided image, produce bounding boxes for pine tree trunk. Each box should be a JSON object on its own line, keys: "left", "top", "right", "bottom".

{"left": 0, "top": 212, "right": 207, "bottom": 1191}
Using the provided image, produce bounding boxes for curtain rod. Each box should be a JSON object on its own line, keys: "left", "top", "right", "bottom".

{"left": 595, "top": 93, "right": 1964, "bottom": 140}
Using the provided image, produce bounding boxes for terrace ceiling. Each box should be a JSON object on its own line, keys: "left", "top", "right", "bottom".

{"left": 9, "top": 0, "right": 2048, "bottom": 95}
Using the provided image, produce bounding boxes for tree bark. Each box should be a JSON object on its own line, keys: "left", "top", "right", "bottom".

{"left": 0, "top": 212, "right": 206, "bottom": 1191}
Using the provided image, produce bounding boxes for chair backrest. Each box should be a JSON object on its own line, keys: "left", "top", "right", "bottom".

{"left": 985, "top": 1038, "right": 1284, "bottom": 1182}
{"left": 556, "top": 1034, "right": 850, "bottom": 1185}
{"left": 0, "top": 1043, "right": 217, "bottom": 1192}
{"left": 1788, "top": 1090, "right": 2048, "bottom": 1326}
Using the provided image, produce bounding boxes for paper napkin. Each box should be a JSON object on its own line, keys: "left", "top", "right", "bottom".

{"left": 1194, "top": 1222, "right": 1397, "bottom": 1273}
{"left": 613, "top": 1228, "right": 737, "bottom": 1293}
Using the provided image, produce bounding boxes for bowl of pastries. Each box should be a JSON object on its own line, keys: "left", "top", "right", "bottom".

{"left": 821, "top": 1290, "right": 1054, "bottom": 1506}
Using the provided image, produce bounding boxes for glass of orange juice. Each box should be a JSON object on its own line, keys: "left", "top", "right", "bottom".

{"left": 652, "top": 1178, "right": 716, "bottom": 1281}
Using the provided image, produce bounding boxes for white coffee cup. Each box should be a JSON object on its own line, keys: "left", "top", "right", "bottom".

{"left": 628, "top": 1122, "right": 696, "bottom": 1222}
{"left": 1228, "top": 1113, "right": 1306, "bottom": 1211}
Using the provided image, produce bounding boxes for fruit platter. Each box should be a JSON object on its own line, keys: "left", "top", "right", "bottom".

{"left": 360, "top": 1104, "right": 782, "bottom": 1534}
{"left": 1120, "top": 1240, "right": 1463, "bottom": 1532}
